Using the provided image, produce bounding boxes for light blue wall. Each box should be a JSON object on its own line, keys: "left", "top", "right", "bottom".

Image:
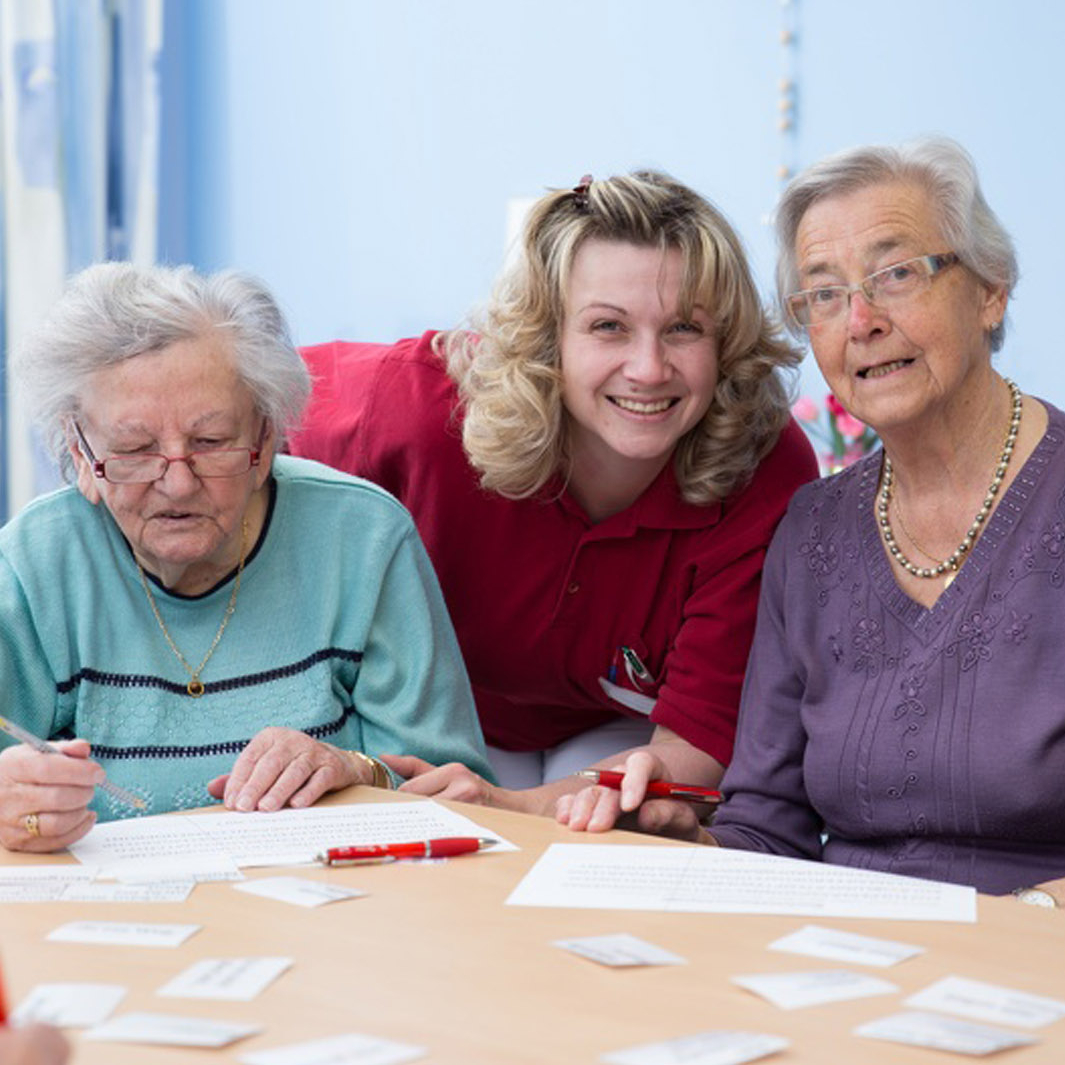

{"left": 160, "top": 0, "right": 1065, "bottom": 405}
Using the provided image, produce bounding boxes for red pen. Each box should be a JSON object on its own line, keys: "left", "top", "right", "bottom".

{"left": 574, "top": 769, "right": 722, "bottom": 803}
{"left": 0, "top": 955, "right": 8, "bottom": 1026}
{"left": 317, "top": 837, "right": 498, "bottom": 866}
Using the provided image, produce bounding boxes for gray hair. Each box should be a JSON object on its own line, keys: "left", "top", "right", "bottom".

{"left": 775, "top": 136, "right": 1018, "bottom": 352}
{"left": 14, "top": 262, "right": 311, "bottom": 480}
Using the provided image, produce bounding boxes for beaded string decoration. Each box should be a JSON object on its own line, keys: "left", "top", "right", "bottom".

{"left": 878, "top": 378, "right": 1022, "bottom": 585}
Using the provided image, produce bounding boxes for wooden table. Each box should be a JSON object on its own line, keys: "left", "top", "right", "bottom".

{"left": 1, "top": 788, "right": 1063, "bottom": 1063}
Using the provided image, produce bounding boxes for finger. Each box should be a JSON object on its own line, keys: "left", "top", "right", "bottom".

{"left": 1, "top": 745, "right": 104, "bottom": 789}
{"left": 222, "top": 732, "right": 273, "bottom": 807}
{"left": 232, "top": 742, "right": 314, "bottom": 812}
{"left": 397, "top": 765, "right": 462, "bottom": 796}
{"left": 379, "top": 753, "right": 434, "bottom": 779}
{"left": 555, "top": 792, "right": 575, "bottom": 824}
{"left": 561, "top": 785, "right": 614, "bottom": 832}
{"left": 2, "top": 808, "right": 96, "bottom": 854}
{"left": 635, "top": 798, "right": 701, "bottom": 840}
{"left": 206, "top": 774, "right": 229, "bottom": 799}
{"left": 617, "top": 752, "right": 658, "bottom": 812}
{"left": 253, "top": 752, "right": 328, "bottom": 812}
{"left": 287, "top": 765, "right": 335, "bottom": 809}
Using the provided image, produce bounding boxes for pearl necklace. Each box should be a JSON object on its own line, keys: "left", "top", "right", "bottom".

{"left": 137, "top": 519, "right": 249, "bottom": 697}
{"left": 878, "top": 379, "right": 1022, "bottom": 581}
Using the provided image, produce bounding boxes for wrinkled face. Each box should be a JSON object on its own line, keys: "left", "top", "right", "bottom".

{"left": 794, "top": 180, "right": 1006, "bottom": 433}
{"left": 71, "top": 336, "right": 274, "bottom": 586}
{"left": 558, "top": 239, "right": 719, "bottom": 490}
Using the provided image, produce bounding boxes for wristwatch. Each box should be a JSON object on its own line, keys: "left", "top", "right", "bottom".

{"left": 1012, "top": 886, "right": 1058, "bottom": 908}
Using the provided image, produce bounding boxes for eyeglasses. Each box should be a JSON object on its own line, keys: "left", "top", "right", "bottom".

{"left": 73, "top": 421, "right": 264, "bottom": 484}
{"left": 785, "top": 252, "right": 959, "bottom": 330}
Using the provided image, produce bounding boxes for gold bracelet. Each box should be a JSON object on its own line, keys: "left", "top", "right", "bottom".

{"left": 345, "top": 749, "right": 394, "bottom": 790}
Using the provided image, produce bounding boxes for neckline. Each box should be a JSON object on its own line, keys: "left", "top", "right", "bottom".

{"left": 858, "top": 402, "right": 1065, "bottom": 633}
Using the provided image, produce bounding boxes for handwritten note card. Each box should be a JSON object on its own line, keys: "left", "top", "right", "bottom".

{"left": 601, "top": 1030, "right": 789, "bottom": 1065}
{"left": 905, "top": 976, "right": 1065, "bottom": 1029}
{"left": 84, "top": 1012, "right": 262, "bottom": 1047}
{"left": 158, "top": 957, "right": 293, "bottom": 1001}
{"left": 12, "top": 984, "right": 127, "bottom": 1027}
{"left": 553, "top": 933, "right": 686, "bottom": 968}
{"left": 47, "top": 921, "right": 201, "bottom": 948}
{"left": 239, "top": 1031, "right": 426, "bottom": 1065}
{"left": 768, "top": 925, "right": 925, "bottom": 967}
{"left": 731, "top": 970, "right": 898, "bottom": 1010}
{"left": 855, "top": 1011, "right": 1039, "bottom": 1056}
{"left": 233, "top": 876, "right": 367, "bottom": 908}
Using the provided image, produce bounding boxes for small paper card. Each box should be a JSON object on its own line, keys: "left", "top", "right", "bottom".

{"left": 83, "top": 1011, "right": 262, "bottom": 1047}
{"left": 233, "top": 876, "right": 367, "bottom": 908}
{"left": 59, "top": 880, "right": 195, "bottom": 903}
{"left": 731, "top": 969, "right": 897, "bottom": 1010}
{"left": 12, "top": 983, "right": 127, "bottom": 1027}
{"left": 855, "top": 1011, "right": 1039, "bottom": 1056}
{"left": 601, "top": 1030, "right": 788, "bottom": 1065}
{"left": 553, "top": 933, "right": 686, "bottom": 968}
{"left": 158, "top": 957, "right": 293, "bottom": 1001}
{"left": 106, "top": 854, "right": 244, "bottom": 884}
{"left": 905, "top": 975, "right": 1065, "bottom": 1029}
{"left": 768, "top": 924, "right": 924, "bottom": 967}
{"left": 47, "top": 921, "right": 201, "bottom": 948}
{"left": 239, "top": 1031, "right": 427, "bottom": 1065}
{"left": 0, "top": 865, "right": 98, "bottom": 902}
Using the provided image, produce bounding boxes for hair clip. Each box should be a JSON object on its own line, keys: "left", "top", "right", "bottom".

{"left": 572, "top": 174, "right": 593, "bottom": 211}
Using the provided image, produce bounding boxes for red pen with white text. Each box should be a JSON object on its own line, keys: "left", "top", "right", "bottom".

{"left": 574, "top": 769, "right": 722, "bottom": 803}
{"left": 318, "top": 837, "right": 498, "bottom": 866}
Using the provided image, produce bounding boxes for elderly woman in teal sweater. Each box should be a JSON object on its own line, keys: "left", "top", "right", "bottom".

{"left": 0, "top": 263, "right": 490, "bottom": 853}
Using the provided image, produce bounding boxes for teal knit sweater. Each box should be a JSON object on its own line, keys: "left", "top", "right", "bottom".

{"left": 0, "top": 455, "right": 490, "bottom": 820}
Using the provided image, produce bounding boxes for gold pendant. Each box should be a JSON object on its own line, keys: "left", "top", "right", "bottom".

{"left": 187, "top": 678, "right": 206, "bottom": 698}
{"left": 943, "top": 571, "right": 956, "bottom": 589}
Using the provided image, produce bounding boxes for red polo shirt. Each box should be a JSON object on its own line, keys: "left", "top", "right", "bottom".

{"left": 291, "top": 331, "right": 817, "bottom": 765}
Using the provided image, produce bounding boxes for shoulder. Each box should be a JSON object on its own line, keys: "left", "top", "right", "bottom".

{"left": 0, "top": 485, "right": 96, "bottom": 555}
{"left": 272, "top": 454, "right": 416, "bottom": 528}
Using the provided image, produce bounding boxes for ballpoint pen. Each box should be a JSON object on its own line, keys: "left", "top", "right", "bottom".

{"left": 0, "top": 955, "right": 7, "bottom": 1025}
{"left": 574, "top": 769, "right": 721, "bottom": 804}
{"left": 0, "top": 714, "right": 147, "bottom": 811}
{"left": 317, "top": 837, "right": 498, "bottom": 866}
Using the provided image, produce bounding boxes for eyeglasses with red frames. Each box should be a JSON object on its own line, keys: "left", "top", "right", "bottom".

{"left": 73, "top": 421, "right": 265, "bottom": 484}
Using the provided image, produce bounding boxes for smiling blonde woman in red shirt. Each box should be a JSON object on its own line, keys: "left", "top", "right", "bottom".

{"left": 291, "top": 171, "right": 817, "bottom": 825}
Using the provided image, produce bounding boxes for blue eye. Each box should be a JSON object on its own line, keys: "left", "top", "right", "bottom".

{"left": 811, "top": 287, "right": 843, "bottom": 304}
{"left": 669, "top": 321, "right": 703, "bottom": 334}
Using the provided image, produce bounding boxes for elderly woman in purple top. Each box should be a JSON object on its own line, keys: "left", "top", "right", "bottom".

{"left": 559, "top": 136, "right": 1065, "bottom": 905}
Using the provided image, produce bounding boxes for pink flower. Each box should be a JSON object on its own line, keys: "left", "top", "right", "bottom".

{"left": 836, "top": 412, "right": 867, "bottom": 438}
{"left": 792, "top": 395, "right": 819, "bottom": 422}
{"left": 826, "top": 394, "right": 848, "bottom": 417}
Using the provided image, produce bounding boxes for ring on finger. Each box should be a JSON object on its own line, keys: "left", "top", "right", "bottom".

{"left": 23, "top": 811, "right": 41, "bottom": 838}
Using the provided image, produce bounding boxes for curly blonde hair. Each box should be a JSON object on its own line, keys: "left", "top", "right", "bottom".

{"left": 442, "top": 170, "right": 800, "bottom": 505}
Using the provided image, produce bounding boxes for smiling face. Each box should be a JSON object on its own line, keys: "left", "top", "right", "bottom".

{"left": 71, "top": 335, "right": 275, "bottom": 594}
{"left": 558, "top": 239, "right": 719, "bottom": 515}
{"left": 794, "top": 181, "right": 1006, "bottom": 435}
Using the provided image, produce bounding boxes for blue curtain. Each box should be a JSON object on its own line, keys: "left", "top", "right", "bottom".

{"left": 0, "top": 0, "right": 162, "bottom": 523}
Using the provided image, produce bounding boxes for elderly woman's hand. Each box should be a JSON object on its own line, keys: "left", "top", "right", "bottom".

{"left": 207, "top": 727, "right": 366, "bottom": 813}
{"left": 554, "top": 751, "right": 709, "bottom": 840}
{"left": 380, "top": 754, "right": 503, "bottom": 805}
{"left": 0, "top": 739, "right": 102, "bottom": 853}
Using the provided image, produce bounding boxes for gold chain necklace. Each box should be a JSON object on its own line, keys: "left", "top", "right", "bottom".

{"left": 137, "top": 518, "right": 249, "bottom": 697}
{"left": 878, "top": 378, "right": 1022, "bottom": 583}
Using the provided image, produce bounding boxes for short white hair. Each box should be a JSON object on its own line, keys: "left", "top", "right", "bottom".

{"left": 15, "top": 262, "right": 311, "bottom": 479}
{"left": 775, "top": 136, "right": 1018, "bottom": 352}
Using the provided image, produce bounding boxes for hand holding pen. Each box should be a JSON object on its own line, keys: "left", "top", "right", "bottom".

{"left": 556, "top": 749, "right": 715, "bottom": 840}
{"left": 0, "top": 715, "right": 142, "bottom": 854}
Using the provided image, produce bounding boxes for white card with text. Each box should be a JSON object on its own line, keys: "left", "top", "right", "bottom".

{"left": 731, "top": 969, "right": 897, "bottom": 1010}
{"left": 553, "top": 933, "right": 686, "bottom": 968}
{"left": 158, "top": 957, "right": 293, "bottom": 1001}
{"left": 768, "top": 924, "right": 924, "bottom": 967}
{"left": 855, "top": 1011, "right": 1039, "bottom": 1055}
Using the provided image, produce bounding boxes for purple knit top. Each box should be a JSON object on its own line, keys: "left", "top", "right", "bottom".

{"left": 710, "top": 400, "right": 1065, "bottom": 895}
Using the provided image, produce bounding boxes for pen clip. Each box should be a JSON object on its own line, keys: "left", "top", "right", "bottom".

{"left": 621, "top": 645, "right": 655, "bottom": 690}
